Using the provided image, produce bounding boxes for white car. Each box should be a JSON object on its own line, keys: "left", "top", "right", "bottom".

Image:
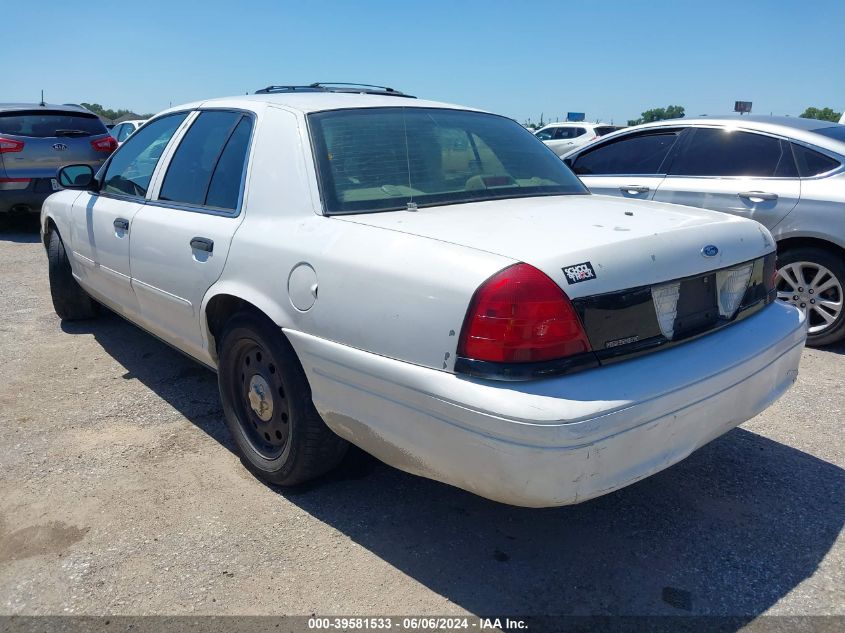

{"left": 110, "top": 119, "right": 147, "bottom": 145}
{"left": 535, "top": 122, "right": 624, "bottom": 156}
{"left": 41, "top": 85, "right": 805, "bottom": 507}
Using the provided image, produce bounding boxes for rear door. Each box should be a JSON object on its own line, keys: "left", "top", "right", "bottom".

{"left": 69, "top": 113, "right": 189, "bottom": 311}
{"left": 569, "top": 127, "right": 684, "bottom": 199}
{"left": 129, "top": 109, "right": 254, "bottom": 359}
{"left": 652, "top": 126, "right": 801, "bottom": 229}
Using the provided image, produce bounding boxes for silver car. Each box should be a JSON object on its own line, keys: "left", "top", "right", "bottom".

{"left": 0, "top": 103, "right": 116, "bottom": 228}
{"left": 563, "top": 115, "right": 845, "bottom": 346}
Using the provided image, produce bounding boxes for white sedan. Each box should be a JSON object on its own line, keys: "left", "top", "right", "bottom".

{"left": 41, "top": 86, "right": 806, "bottom": 507}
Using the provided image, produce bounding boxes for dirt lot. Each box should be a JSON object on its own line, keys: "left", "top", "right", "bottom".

{"left": 0, "top": 218, "right": 843, "bottom": 621}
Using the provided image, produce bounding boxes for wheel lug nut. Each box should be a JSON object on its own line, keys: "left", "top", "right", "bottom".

{"left": 809, "top": 289, "right": 814, "bottom": 294}
{"left": 810, "top": 299, "right": 815, "bottom": 304}
{"left": 798, "top": 287, "right": 804, "bottom": 292}
{"left": 800, "top": 303, "right": 806, "bottom": 308}
{"left": 793, "top": 295, "right": 799, "bottom": 300}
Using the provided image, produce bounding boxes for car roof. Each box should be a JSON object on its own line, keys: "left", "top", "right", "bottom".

{"left": 629, "top": 115, "right": 845, "bottom": 152}
{"left": 0, "top": 102, "right": 98, "bottom": 115}
{"left": 155, "top": 92, "right": 480, "bottom": 118}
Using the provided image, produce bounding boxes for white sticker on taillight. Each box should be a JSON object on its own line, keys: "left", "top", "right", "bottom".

{"left": 716, "top": 264, "right": 753, "bottom": 318}
{"left": 652, "top": 282, "right": 681, "bottom": 339}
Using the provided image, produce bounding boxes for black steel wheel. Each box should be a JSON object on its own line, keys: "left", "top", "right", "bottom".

{"left": 217, "top": 311, "right": 348, "bottom": 486}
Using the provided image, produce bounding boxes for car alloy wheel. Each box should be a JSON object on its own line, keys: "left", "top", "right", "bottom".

{"left": 777, "top": 261, "right": 843, "bottom": 336}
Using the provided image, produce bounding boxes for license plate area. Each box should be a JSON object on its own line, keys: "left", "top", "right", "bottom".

{"left": 674, "top": 273, "right": 718, "bottom": 337}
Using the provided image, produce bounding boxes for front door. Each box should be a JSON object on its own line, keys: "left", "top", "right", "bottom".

{"left": 569, "top": 128, "right": 685, "bottom": 200}
{"left": 69, "top": 112, "right": 189, "bottom": 313}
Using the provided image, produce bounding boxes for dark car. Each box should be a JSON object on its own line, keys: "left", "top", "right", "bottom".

{"left": 0, "top": 103, "right": 117, "bottom": 228}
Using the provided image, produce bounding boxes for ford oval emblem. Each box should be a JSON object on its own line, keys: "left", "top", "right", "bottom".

{"left": 52, "top": 143, "right": 68, "bottom": 151}
{"left": 702, "top": 245, "right": 719, "bottom": 257}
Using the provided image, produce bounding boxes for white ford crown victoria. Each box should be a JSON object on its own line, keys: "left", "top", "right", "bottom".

{"left": 41, "top": 84, "right": 807, "bottom": 507}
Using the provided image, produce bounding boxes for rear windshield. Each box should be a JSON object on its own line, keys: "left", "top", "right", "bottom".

{"left": 813, "top": 125, "right": 845, "bottom": 143}
{"left": 0, "top": 110, "right": 107, "bottom": 138}
{"left": 309, "top": 107, "right": 587, "bottom": 214}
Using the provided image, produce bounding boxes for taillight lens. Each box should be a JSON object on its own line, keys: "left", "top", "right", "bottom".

{"left": 0, "top": 178, "right": 30, "bottom": 191}
{"left": 91, "top": 136, "right": 118, "bottom": 153}
{"left": 458, "top": 263, "right": 592, "bottom": 363}
{"left": 0, "top": 137, "right": 24, "bottom": 153}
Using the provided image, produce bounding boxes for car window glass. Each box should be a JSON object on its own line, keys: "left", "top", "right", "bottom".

{"left": 594, "top": 126, "right": 621, "bottom": 136}
{"left": 670, "top": 128, "right": 797, "bottom": 177}
{"left": 535, "top": 130, "right": 552, "bottom": 140}
{"left": 204, "top": 116, "right": 253, "bottom": 210}
{"left": 310, "top": 107, "right": 587, "bottom": 214}
{"left": 159, "top": 111, "right": 243, "bottom": 207}
{"left": 101, "top": 113, "right": 188, "bottom": 198}
{"left": 111, "top": 124, "right": 124, "bottom": 139}
{"left": 792, "top": 144, "right": 841, "bottom": 177}
{"left": 0, "top": 110, "right": 106, "bottom": 137}
{"left": 572, "top": 131, "right": 680, "bottom": 175}
{"left": 117, "top": 124, "right": 134, "bottom": 142}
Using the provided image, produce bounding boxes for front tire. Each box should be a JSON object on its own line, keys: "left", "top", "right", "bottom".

{"left": 47, "top": 229, "right": 98, "bottom": 321}
{"left": 777, "top": 247, "right": 845, "bottom": 346}
{"left": 217, "top": 312, "right": 348, "bottom": 486}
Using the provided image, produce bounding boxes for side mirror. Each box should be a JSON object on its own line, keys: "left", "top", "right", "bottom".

{"left": 57, "top": 164, "right": 97, "bottom": 191}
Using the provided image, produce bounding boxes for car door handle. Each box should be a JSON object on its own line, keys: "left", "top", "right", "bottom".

{"left": 621, "top": 185, "right": 649, "bottom": 194}
{"left": 738, "top": 191, "right": 778, "bottom": 202}
{"left": 113, "top": 218, "right": 129, "bottom": 231}
{"left": 190, "top": 237, "right": 214, "bottom": 253}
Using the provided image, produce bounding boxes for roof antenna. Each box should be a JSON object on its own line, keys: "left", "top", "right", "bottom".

{"left": 39, "top": 90, "right": 46, "bottom": 107}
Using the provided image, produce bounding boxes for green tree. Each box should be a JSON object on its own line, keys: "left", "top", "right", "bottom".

{"left": 628, "top": 105, "right": 685, "bottom": 126}
{"left": 799, "top": 107, "right": 842, "bottom": 122}
{"left": 80, "top": 102, "right": 150, "bottom": 121}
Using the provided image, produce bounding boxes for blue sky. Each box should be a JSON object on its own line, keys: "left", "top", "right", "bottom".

{"left": 5, "top": 0, "right": 843, "bottom": 124}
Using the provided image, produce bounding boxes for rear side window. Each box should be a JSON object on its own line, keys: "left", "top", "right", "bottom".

{"left": 594, "top": 126, "right": 622, "bottom": 136}
{"left": 791, "top": 144, "right": 841, "bottom": 177}
{"left": 159, "top": 111, "right": 253, "bottom": 211}
{"left": 670, "top": 129, "right": 797, "bottom": 177}
{"left": 0, "top": 110, "right": 107, "bottom": 138}
{"left": 572, "top": 131, "right": 680, "bottom": 175}
{"left": 553, "top": 127, "right": 585, "bottom": 139}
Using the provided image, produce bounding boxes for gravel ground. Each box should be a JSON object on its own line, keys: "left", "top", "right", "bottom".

{"left": 0, "top": 218, "right": 843, "bottom": 622}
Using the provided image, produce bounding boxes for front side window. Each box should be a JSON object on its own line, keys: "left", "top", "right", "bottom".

{"left": 571, "top": 130, "right": 681, "bottom": 175}
{"left": 158, "top": 111, "right": 253, "bottom": 210}
{"left": 101, "top": 113, "right": 188, "bottom": 198}
{"left": 309, "top": 107, "right": 587, "bottom": 214}
{"left": 670, "top": 128, "right": 797, "bottom": 177}
{"left": 594, "top": 126, "right": 622, "bottom": 137}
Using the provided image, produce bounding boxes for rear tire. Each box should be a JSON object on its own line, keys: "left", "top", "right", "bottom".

{"left": 47, "top": 229, "right": 98, "bottom": 321}
{"left": 777, "top": 247, "right": 845, "bottom": 347}
{"left": 217, "top": 311, "right": 348, "bottom": 486}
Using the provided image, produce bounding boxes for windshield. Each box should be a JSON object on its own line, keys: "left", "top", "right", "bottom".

{"left": 0, "top": 110, "right": 107, "bottom": 138}
{"left": 309, "top": 107, "right": 588, "bottom": 214}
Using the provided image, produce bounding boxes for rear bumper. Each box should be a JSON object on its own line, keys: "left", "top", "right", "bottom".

{"left": 286, "top": 302, "right": 807, "bottom": 507}
{"left": 0, "top": 180, "right": 55, "bottom": 214}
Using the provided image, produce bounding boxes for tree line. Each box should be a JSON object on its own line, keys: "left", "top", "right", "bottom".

{"left": 526, "top": 104, "right": 842, "bottom": 129}
{"left": 80, "top": 102, "right": 154, "bottom": 121}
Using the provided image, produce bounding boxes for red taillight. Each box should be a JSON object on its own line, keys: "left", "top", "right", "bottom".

{"left": 91, "top": 136, "right": 118, "bottom": 153}
{"left": 458, "top": 263, "right": 592, "bottom": 363}
{"left": 0, "top": 137, "right": 24, "bottom": 153}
